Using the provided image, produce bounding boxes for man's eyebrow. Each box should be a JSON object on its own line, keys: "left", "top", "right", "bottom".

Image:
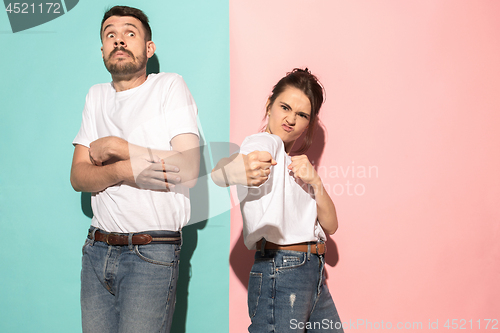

{"left": 124, "top": 23, "right": 139, "bottom": 30}
{"left": 102, "top": 23, "right": 139, "bottom": 33}
{"left": 102, "top": 24, "right": 114, "bottom": 33}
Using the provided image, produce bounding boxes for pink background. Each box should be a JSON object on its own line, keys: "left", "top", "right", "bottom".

{"left": 229, "top": 0, "right": 500, "bottom": 332}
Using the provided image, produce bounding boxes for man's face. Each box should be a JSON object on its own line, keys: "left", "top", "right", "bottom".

{"left": 101, "top": 15, "right": 155, "bottom": 76}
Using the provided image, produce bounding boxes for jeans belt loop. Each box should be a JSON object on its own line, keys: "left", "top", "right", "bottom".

{"left": 128, "top": 233, "right": 134, "bottom": 250}
{"left": 90, "top": 228, "right": 97, "bottom": 246}
{"left": 260, "top": 238, "right": 266, "bottom": 257}
{"left": 307, "top": 243, "right": 311, "bottom": 261}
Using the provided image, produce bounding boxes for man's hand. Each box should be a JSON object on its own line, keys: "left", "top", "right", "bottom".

{"left": 89, "top": 136, "right": 129, "bottom": 166}
{"left": 126, "top": 154, "right": 181, "bottom": 191}
{"left": 243, "top": 151, "right": 277, "bottom": 186}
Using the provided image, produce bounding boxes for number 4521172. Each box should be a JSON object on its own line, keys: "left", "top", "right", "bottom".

{"left": 5, "top": 3, "right": 62, "bottom": 14}
{"left": 444, "top": 319, "right": 498, "bottom": 330}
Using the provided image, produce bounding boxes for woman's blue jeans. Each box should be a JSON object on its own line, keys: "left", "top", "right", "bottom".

{"left": 80, "top": 229, "right": 181, "bottom": 333}
{"left": 248, "top": 249, "right": 344, "bottom": 333}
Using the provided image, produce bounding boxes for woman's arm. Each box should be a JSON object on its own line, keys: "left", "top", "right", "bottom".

{"left": 288, "top": 155, "right": 339, "bottom": 234}
{"left": 211, "top": 151, "right": 277, "bottom": 187}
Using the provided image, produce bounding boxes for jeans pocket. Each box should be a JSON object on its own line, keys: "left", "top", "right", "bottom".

{"left": 279, "top": 253, "right": 306, "bottom": 269}
{"left": 247, "top": 272, "right": 263, "bottom": 319}
{"left": 134, "top": 244, "right": 177, "bottom": 266}
{"left": 81, "top": 238, "right": 91, "bottom": 255}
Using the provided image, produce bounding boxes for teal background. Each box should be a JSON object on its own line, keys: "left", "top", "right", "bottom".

{"left": 0, "top": 1, "right": 230, "bottom": 332}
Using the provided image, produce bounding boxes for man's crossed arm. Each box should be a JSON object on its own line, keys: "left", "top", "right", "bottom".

{"left": 70, "top": 134, "right": 200, "bottom": 193}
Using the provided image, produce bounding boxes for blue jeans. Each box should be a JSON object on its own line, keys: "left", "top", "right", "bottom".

{"left": 81, "top": 228, "right": 181, "bottom": 333}
{"left": 248, "top": 249, "right": 344, "bottom": 333}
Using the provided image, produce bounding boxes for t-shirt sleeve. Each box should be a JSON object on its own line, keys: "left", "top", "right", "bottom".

{"left": 162, "top": 75, "right": 199, "bottom": 143}
{"left": 73, "top": 89, "right": 97, "bottom": 148}
{"left": 239, "top": 133, "right": 281, "bottom": 160}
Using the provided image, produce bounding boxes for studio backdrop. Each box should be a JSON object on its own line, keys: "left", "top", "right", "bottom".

{"left": 1, "top": 1, "right": 499, "bottom": 333}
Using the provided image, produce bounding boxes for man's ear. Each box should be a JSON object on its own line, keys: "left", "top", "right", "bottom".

{"left": 146, "top": 41, "right": 156, "bottom": 59}
{"left": 265, "top": 98, "right": 271, "bottom": 116}
{"left": 101, "top": 46, "right": 104, "bottom": 58}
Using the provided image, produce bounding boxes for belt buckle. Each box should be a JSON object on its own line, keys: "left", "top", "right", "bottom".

{"left": 104, "top": 232, "right": 118, "bottom": 245}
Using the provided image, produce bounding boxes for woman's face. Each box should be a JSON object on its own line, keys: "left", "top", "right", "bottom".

{"left": 265, "top": 86, "right": 312, "bottom": 152}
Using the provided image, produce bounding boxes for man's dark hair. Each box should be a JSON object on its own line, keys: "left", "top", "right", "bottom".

{"left": 101, "top": 6, "right": 152, "bottom": 41}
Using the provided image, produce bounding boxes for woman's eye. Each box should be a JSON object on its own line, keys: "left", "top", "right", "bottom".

{"left": 299, "top": 113, "right": 309, "bottom": 119}
{"left": 281, "top": 105, "right": 288, "bottom": 111}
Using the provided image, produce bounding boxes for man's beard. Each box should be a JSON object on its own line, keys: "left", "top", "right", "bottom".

{"left": 104, "top": 47, "right": 147, "bottom": 76}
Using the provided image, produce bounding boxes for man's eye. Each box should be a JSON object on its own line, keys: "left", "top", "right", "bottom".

{"left": 107, "top": 33, "right": 115, "bottom": 38}
{"left": 128, "top": 32, "right": 135, "bottom": 37}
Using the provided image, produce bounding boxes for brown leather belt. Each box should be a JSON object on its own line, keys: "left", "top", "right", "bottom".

{"left": 256, "top": 240, "right": 326, "bottom": 255}
{"left": 89, "top": 230, "right": 181, "bottom": 246}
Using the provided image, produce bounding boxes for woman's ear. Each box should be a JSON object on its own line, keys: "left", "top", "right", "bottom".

{"left": 266, "top": 98, "right": 271, "bottom": 116}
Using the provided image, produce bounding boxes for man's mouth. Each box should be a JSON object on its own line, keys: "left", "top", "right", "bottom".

{"left": 110, "top": 47, "right": 134, "bottom": 59}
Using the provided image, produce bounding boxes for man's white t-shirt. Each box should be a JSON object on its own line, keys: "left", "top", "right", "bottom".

{"left": 73, "top": 73, "right": 198, "bottom": 233}
{"left": 237, "top": 133, "right": 326, "bottom": 250}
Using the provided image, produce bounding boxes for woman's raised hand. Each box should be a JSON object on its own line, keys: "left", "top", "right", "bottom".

{"left": 288, "top": 155, "right": 321, "bottom": 186}
{"left": 244, "top": 151, "right": 277, "bottom": 186}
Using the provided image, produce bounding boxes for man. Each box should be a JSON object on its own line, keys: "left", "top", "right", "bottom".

{"left": 70, "top": 6, "right": 199, "bottom": 332}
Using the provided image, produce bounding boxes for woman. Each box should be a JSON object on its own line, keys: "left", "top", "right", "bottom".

{"left": 212, "top": 68, "right": 343, "bottom": 332}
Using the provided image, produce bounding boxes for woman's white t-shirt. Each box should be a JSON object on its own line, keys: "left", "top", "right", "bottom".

{"left": 237, "top": 132, "right": 327, "bottom": 250}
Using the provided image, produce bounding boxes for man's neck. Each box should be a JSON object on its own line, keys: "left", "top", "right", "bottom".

{"left": 111, "top": 72, "right": 148, "bottom": 92}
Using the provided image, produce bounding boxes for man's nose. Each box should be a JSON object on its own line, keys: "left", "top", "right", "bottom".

{"left": 114, "top": 38, "right": 125, "bottom": 47}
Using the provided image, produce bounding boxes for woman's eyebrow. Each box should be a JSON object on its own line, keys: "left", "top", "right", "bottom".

{"left": 280, "top": 101, "right": 310, "bottom": 115}
{"left": 280, "top": 102, "right": 292, "bottom": 110}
